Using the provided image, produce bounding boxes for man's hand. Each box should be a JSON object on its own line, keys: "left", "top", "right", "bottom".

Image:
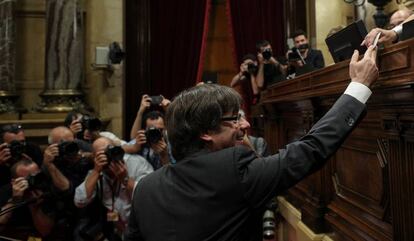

{"left": 362, "top": 28, "right": 397, "bottom": 47}
{"left": 160, "top": 96, "right": 171, "bottom": 111}
{"left": 43, "top": 144, "right": 59, "bottom": 166}
{"left": 93, "top": 151, "right": 108, "bottom": 173}
{"left": 257, "top": 53, "right": 264, "bottom": 65}
{"left": 151, "top": 138, "right": 168, "bottom": 156}
{"left": 28, "top": 190, "right": 44, "bottom": 209}
{"left": 0, "top": 143, "right": 11, "bottom": 165}
{"left": 70, "top": 116, "right": 83, "bottom": 134}
{"left": 109, "top": 160, "right": 128, "bottom": 182}
{"left": 139, "top": 95, "right": 151, "bottom": 113}
{"left": 135, "top": 130, "right": 147, "bottom": 146}
{"left": 349, "top": 45, "right": 379, "bottom": 88}
{"left": 12, "top": 177, "right": 28, "bottom": 199}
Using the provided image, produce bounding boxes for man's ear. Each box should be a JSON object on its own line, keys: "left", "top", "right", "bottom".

{"left": 200, "top": 132, "right": 213, "bottom": 142}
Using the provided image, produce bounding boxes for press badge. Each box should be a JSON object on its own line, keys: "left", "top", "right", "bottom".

{"left": 107, "top": 210, "right": 119, "bottom": 222}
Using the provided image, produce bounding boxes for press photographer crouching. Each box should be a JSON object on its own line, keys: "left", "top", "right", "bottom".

{"left": 286, "top": 29, "right": 325, "bottom": 78}
{"left": 44, "top": 126, "right": 95, "bottom": 240}
{"left": 74, "top": 137, "right": 153, "bottom": 240}
{"left": 0, "top": 124, "right": 43, "bottom": 186}
{"left": 0, "top": 160, "right": 54, "bottom": 238}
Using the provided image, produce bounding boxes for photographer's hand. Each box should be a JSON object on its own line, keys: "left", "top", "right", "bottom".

{"left": 160, "top": 95, "right": 171, "bottom": 111}
{"left": 70, "top": 116, "right": 83, "bottom": 134}
{"left": 0, "top": 143, "right": 11, "bottom": 165}
{"left": 43, "top": 144, "right": 70, "bottom": 191}
{"left": 12, "top": 177, "right": 28, "bottom": 199}
{"left": 152, "top": 139, "right": 169, "bottom": 165}
{"left": 139, "top": 94, "right": 151, "bottom": 113}
{"left": 257, "top": 53, "right": 264, "bottom": 65}
{"left": 43, "top": 144, "right": 59, "bottom": 166}
{"left": 349, "top": 45, "right": 379, "bottom": 88}
{"left": 93, "top": 151, "right": 108, "bottom": 173}
{"left": 109, "top": 160, "right": 128, "bottom": 181}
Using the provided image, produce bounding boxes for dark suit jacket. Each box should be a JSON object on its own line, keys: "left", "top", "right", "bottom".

{"left": 126, "top": 94, "right": 366, "bottom": 241}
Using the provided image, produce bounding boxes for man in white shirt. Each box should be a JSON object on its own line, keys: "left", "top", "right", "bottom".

{"left": 74, "top": 137, "right": 153, "bottom": 237}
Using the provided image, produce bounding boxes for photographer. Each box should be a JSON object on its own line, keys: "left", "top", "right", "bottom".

{"left": 230, "top": 54, "right": 260, "bottom": 105}
{"left": 74, "top": 137, "right": 153, "bottom": 239}
{"left": 286, "top": 30, "right": 325, "bottom": 78}
{"left": 256, "top": 40, "right": 286, "bottom": 89}
{"left": 0, "top": 160, "right": 54, "bottom": 238}
{"left": 128, "top": 94, "right": 173, "bottom": 169}
{"left": 0, "top": 124, "right": 43, "bottom": 186}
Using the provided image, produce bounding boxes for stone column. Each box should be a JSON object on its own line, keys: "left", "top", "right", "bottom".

{"left": 37, "top": 0, "right": 90, "bottom": 112}
{"left": 0, "top": 0, "right": 18, "bottom": 113}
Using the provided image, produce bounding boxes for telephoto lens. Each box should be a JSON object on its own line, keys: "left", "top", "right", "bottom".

{"left": 263, "top": 209, "right": 276, "bottom": 240}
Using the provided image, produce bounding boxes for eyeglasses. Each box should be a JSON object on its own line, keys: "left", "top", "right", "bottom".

{"left": 0, "top": 124, "right": 23, "bottom": 134}
{"left": 220, "top": 111, "right": 242, "bottom": 125}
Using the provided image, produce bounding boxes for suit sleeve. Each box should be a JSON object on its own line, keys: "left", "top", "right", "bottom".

{"left": 125, "top": 188, "right": 144, "bottom": 241}
{"left": 238, "top": 94, "right": 366, "bottom": 208}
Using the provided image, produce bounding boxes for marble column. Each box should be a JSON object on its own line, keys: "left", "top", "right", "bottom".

{"left": 0, "top": 0, "right": 18, "bottom": 113}
{"left": 37, "top": 0, "right": 90, "bottom": 112}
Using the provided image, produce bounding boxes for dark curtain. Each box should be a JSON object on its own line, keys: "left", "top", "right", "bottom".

{"left": 226, "top": 0, "right": 285, "bottom": 114}
{"left": 150, "top": 0, "right": 211, "bottom": 99}
{"left": 226, "top": 0, "right": 285, "bottom": 64}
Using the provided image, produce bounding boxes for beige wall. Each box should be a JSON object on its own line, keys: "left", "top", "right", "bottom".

{"left": 15, "top": 0, "right": 124, "bottom": 137}
{"left": 313, "top": 0, "right": 355, "bottom": 66}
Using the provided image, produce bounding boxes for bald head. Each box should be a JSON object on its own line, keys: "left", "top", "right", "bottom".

{"left": 92, "top": 137, "right": 113, "bottom": 153}
{"left": 49, "top": 126, "right": 74, "bottom": 144}
{"left": 390, "top": 9, "right": 413, "bottom": 28}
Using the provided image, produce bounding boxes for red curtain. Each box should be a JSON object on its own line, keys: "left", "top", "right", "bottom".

{"left": 150, "top": 0, "right": 211, "bottom": 99}
{"left": 226, "top": 0, "right": 285, "bottom": 65}
{"left": 226, "top": 0, "right": 285, "bottom": 114}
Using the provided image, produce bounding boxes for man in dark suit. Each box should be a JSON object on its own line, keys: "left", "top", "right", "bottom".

{"left": 125, "top": 46, "right": 379, "bottom": 241}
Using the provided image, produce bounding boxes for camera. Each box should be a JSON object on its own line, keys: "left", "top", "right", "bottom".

{"left": 81, "top": 115, "right": 102, "bottom": 131}
{"left": 247, "top": 63, "right": 258, "bottom": 74}
{"left": 149, "top": 95, "right": 163, "bottom": 106}
{"left": 58, "top": 141, "right": 79, "bottom": 158}
{"left": 7, "top": 140, "right": 26, "bottom": 161}
{"left": 26, "top": 172, "right": 49, "bottom": 192}
{"left": 262, "top": 48, "right": 273, "bottom": 60}
{"left": 145, "top": 127, "right": 163, "bottom": 144}
{"left": 104, "top": 145, "right": 125, "bottom": 164}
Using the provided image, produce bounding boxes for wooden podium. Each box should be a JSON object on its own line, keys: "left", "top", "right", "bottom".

{"left": 253, "top": 39, "right": 414, "bottom": 241}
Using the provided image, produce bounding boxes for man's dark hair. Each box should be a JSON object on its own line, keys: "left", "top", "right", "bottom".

{"left": 291, "top": 29, "right": 307, "bottom": 39}
{"left": 242, "top": 54, "right": 257, "bottom": 63}
{"left": 10, "top": 159, "right": 34, "bottom": 178}
{"left": 0, "top": 124, "right": 23, "bottom": 143}
{"left": 256, "top": 40, "right": 270, "bottom": 52}
{"left": 166, "top": 84, "right": 241, "bottom": 160}
{"left": 143, "top": 111, "right": 165, "bottom": 129}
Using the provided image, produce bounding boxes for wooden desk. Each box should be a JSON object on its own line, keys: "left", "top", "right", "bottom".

{"left": 254, "top": 38, "right": 414, "bottom": 241}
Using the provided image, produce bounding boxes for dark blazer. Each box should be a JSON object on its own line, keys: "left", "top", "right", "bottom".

{"left": 126, "top": 94, "right": 366, "bottom": 241}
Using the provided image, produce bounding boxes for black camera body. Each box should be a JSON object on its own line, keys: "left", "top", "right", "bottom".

{"left": 26, "top": 172, "right": 49, "bottom": 192}
{"left": 262, "top": 48, "right": 273, "bottom": 60}
{"left": 7, "top": 140, "right": 26, "bottom": 161}
{"left": 104, "top": 145, "right": 125, "bottom": 164}
{"left": 288, "top": 48, "right": 301, "bottom": 62}
{"left": 149, "top": 95, "right": 163, "bottom": 106}
{"left": 81, "top": 115, "right": 102, "bottom": 132}
{"left": 145, "top": 127, "right": 163, "bottom": 144}
{"left": 247, "top": 63, "right": 258, "bottom": 74}
{"left": 58, "top": 141, "right": 79, "bottom": 158}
